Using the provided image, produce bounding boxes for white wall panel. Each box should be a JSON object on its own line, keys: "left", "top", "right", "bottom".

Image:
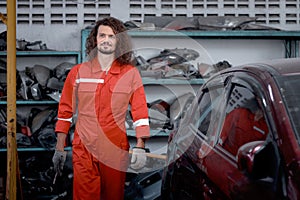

{"left": 0, "top": 0, "right": 298, "bottom": 62}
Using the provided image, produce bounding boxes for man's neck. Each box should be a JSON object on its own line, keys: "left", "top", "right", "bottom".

{"left": 98, "top": 53, "right": 115, "bottom": 71}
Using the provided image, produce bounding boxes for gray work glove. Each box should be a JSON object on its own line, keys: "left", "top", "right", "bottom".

{"left": 130, "top": 147, "right": 148, "bottom": 170}
{"left": 52, "top": 150, "right": 67, "bottom": 176}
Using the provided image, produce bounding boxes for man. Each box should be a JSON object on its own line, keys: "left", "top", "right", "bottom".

{"left": 221, "top": 98, "right": 268, "bottom": 155}
{"left": 52, "top": 17, "right": 150, "bottom": 200}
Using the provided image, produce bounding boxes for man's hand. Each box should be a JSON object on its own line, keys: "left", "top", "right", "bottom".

{"left": 52, "top": 150, "right": 67, "bottom": 176}
{"left": 130, "top": 147, "right": 147, "bottom": 170}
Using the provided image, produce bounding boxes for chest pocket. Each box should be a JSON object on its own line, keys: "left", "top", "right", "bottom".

{"left": 76, "top": 81, "right": 100, "bottom": 116}
{"left": 110, "top": 85, "right": 132, "bottom": 111}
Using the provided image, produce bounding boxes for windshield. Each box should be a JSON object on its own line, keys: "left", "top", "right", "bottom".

{"left": 276, "top": 74, "right": 300, "bottom": 144}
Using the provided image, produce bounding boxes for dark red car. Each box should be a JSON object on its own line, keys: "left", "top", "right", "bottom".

{"left": 161, "top": 58, "right": 300, "bottom": 200}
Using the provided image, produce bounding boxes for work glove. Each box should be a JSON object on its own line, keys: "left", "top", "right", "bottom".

{"left": 130, "top": 147, "right": 148, "bottom": 170}
{"left": 52, "top": 150, "right": 67, "bottom": 176}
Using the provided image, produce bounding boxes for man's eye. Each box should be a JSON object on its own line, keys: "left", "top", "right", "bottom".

{"left": 109, "top": 35, "right": 116, "bottom": 39}
{"left": 99, "top": 34, "right": 106, "bottom": 38}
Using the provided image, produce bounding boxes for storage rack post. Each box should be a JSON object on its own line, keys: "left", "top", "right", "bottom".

{"left": 5, "top": 0, "right": 19, "bottom": 200}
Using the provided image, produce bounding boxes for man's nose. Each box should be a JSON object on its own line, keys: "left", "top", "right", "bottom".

{"left": 104, "top": 35, "right": 114, "bottom": 41}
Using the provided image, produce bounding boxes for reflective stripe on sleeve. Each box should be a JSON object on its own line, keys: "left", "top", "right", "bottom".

{"left": 133, "top": 118, "right": 149, "bottom": 129}
{"left": 57, "top": 117, "right": 73, "bottom": 123}
{"left": 75, "top": 78, "right": 104, "bottom": 83}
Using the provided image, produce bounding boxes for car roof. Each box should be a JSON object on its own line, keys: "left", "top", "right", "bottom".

{"left": 239, "top": 57, "right": 300, "bottom": 76}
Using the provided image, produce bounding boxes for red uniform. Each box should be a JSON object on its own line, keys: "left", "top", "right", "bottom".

{"left": 221, "top": 107, "right": 268, "bottom": 155}
{"left": 55, "top": 58, "right": 150, "bottom": 200}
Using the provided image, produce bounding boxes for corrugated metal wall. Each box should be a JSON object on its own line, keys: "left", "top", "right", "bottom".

{"left": 0, "top": 0, "right": 299, "bottom": 52}
{"left": 0, "top": 0, "right": 299, "bottom": 29}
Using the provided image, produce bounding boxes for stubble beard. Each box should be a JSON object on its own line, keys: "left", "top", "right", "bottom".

{"left": 98, "top": 42, "right": 115, "bottom": 55}
{"left": 98, "top": 47, "right": 115, "bottom": 55}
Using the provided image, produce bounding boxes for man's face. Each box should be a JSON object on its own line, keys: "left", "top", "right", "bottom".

{"left": 96, "top": 25, "right": 117, "bottom": 55}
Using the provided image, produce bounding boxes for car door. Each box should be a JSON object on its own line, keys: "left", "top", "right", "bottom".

{"left": 161, "top": 73, "right": 230, "bottom": 199}
{"left": 165, "top": 73, "right": 231, "bottom": 199}
{"left": 200, "top": 72, "right": 278, "bottom": 199}
{"left": 174, "top": 73, "right": 229, "bottom": 161}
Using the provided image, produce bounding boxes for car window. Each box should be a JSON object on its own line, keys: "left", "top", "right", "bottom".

{"left": 219, "top": 83, "right": 269, "bottom": 155}
{"left": 190, "top": 77, "right": 227, "bottom": 140}
{"left": 174, "top": 76, "right": 227, "bottom": 157}
{"left": 275, "top": 74, "right": 300, "bottom": 143}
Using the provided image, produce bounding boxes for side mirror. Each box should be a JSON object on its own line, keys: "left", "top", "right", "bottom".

{"left": 236, "top": 140, "right": 265, "bottom": 175}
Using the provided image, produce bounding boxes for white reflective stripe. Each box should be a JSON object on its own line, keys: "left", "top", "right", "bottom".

{"left": 133, "top": 118, "right": 149, "bottom": 129}
{"left": 58, "top": 117, "right": 72, "bottom": 123}
{"left": 75, "top": 78, "right": 104, "bottom": 84}
{"left": 253, "top": 126, "right": 265, "bottom": 135}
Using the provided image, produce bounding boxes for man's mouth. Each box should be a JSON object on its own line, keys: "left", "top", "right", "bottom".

{"left": 101, "top": 42, "right": 112, "bottom": 47}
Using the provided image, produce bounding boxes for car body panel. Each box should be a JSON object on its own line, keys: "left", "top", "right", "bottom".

{"left": 161, "top": 58, "right": 300, "bottom": 200}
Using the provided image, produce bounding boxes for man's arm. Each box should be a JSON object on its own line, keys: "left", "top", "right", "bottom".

{"left": 55, "top": 132, "right": 67, "bottom": 151}
{"left": 136, "top": 137, "right": 146, "bottom": 148}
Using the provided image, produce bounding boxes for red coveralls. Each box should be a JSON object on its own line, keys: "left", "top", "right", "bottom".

{"left": 55, "top": 58, "right": 150, "bottom": 200}
{"left": 221, "top": 107, "right": 268, "bottom": 155}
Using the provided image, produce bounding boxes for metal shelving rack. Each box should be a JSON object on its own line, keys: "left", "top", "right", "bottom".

{"left": 129, "top": 29, "right": 300, "bottom": 59}
{"left": 0, "top": 101, "right": 58, "bottom": 105}
{"left": 0, "top": 50, "right": 81, "bottom": 151}
{"left": 80, "top": 28, "right": 300, "bottom": 136}
{"left": 81, "top": 29, "right": 300, "bottom": 63}
{"left": 0, "top": 146, "right": 72, "bottom": 152}
{"left": 0, "top": 50, "right": 81, "bottom": 63}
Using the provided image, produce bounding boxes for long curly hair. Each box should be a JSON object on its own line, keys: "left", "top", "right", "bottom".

{"left": 85, "top": 17, "right": 133, "bottom": 65}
